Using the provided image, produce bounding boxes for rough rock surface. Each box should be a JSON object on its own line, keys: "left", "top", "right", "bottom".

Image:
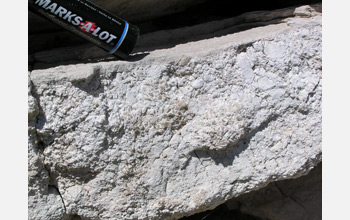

{"left": 182, "top": 163, "right": 321, "bottom": 220}
{"left": 227, "top": 163, "right": 322, "bottom": 220}
{"left": 28, "top": 5, "right": 322, "bottom": 220}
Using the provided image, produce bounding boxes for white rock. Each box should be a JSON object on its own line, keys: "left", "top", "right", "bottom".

{"left": 28, "top": 6, "right": 322, "bottom": 220}
{"left": 192, "top": 79, "right": 204, "bottom": 89}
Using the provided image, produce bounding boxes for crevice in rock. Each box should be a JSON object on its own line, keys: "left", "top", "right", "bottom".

{"left": 37, "top": 140, "right": 47, "bottom": 153}
{"left": 28, "top": 84, "right": 68, "bottom": 213}
{"left": 305, "top": 79, "right": 321, "bottom": 103}
{"left": 48, "top": 184, "right": 67, "bottom": 212}
{"left": 30, "top": 80, "right": 50, "bottom": 136}
{"left": 29, "top": 77, "right": 69, "bottom": 215}
{"left": 29, "top": 78, "right": 55, "bottom": 181}
{"left": 41, "top": 154, "right": 66, "bottom": 206}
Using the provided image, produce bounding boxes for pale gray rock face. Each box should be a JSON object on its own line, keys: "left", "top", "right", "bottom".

{"left": 28, "top": 5, "right": 322, "bottom": 220}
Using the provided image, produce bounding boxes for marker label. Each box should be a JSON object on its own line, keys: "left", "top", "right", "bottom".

{"left": 29, "top": 0, "right": 139, "bottom": 59}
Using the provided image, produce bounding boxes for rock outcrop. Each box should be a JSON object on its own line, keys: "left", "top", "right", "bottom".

{"left": 28, "top": 4, "right": 322, "bottom": 220}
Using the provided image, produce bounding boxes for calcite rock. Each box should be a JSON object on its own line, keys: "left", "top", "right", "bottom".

{"left": 28, "top": 5, "right": 322, "bottom": 220}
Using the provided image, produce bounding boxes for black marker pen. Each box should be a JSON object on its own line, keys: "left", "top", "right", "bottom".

{"left": 29, "top": 0, "right": 140, "bottom": 59}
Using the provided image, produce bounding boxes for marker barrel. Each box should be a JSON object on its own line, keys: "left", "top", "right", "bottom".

{"left": 29, "top": 0, "right": 140, "bottom": 59}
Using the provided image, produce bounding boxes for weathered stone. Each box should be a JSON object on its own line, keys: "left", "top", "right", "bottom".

{"left": 28, "top": 4, "right": 322, "bottom": 220}
{"left": 28, "top": 75, "right": 39, "bottom": 121}
{"left": 229, "top": 163, "right": 322, "bottom": 220}
{"left": 183, "top": 163, "right": 321, "bottom": 220}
